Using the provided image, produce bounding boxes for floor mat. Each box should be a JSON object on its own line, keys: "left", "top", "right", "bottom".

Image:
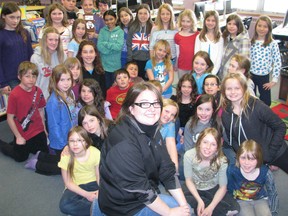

{"left": 271, "top": 101, "right": 288, "bottom": 140}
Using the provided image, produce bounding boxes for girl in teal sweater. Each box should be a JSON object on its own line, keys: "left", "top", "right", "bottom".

{"left": 97, "top": 10, "right": 124, "bottom": 89}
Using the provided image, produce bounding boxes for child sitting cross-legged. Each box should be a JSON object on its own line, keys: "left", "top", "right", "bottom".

{"left": 227, "top": 140, "right": 279, "bottom": 216}
{"left": 58, "top": 126, "right": 100, "bottom": 216}
{"left": 106, "top": 69, "right": 133, "bottom": 119}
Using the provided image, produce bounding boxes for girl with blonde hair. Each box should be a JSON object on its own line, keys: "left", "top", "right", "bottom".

{"left": 149, "top": 3, "right": 178, "bottom": 63}
{"left": 220, "top": 72, "right": 288, "bottom": 174}
{"left": 146, "top": 39, "right": 174, "bottom": 98}
{"left": 175, "top": 9, "right": 199, "bottom": 78}
{"left": 31, "top": 26, "right": 66, "bottom": 99}
{"left": 160, "top": 98, "right": 179, "bottom": 171}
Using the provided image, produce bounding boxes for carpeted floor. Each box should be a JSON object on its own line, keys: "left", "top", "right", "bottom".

{"left": 271, "top": 101, "right": 288, "bottom": 140}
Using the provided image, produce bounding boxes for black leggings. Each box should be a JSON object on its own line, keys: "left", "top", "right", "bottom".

{"left": 271, "top": 147, "right": 288, "bottom": 174}
{"left": 2, "top": 132, "right": 48, "bottom": 162}
{"left": 35, "top": 148, "right": 62, "bottom": 175}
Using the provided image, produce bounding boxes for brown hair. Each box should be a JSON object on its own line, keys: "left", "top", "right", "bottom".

{"left": 67, "top": 126, "right": 93, "bottom": 178}
{"left": 195, "top": 127, "right": 226, "bottom": 169}
{"left": 45, "top": 3, "right": 69, "bottom": 27}
{"left": 64, "top": 57, "right": 83, "bottom": 84}
{"left": 117, "top": 7, "right": 133, "bottom": 29}
{"left": 192, "top": 51, "right": 214, "bottom": 73}
{"left": 114, "top": 68, "right": 130, "bottom": 80}
{"left": 0, "top": 2, "right": 28, "bottom": 42}
{"left": 18, "top": 61, "right": 38, "bottom": 78}
{"left": 230, "top": 54, "right": 251, "bottom": 79}
{"left": 199, "top": 10, "right": 221, "bottom": 43}
{"left": 236, "top": 139, "right": 263, "bottom": 168}
{"left": 117, "top": 82, "right": 163, "bottom": 123}
{"left": 176, "top": 74, "right": 198, "bottom": 105}
{"left": 222, "top": 14, "right": 245, "bottom": 44}
{"left": 78, "top": 105, "right": 109, "bottom": 139}
{"left": 251, "top": 15, "right": 273, "bottom": 47}
{"left": 203, "top": 74, "right": 220, "bottom": 94}
{"left": 79, "top": 78, "right": 105, "bottom": 116}
{"left": 129, "top": 4, "right": 153, "bottom": 34}
{"left": 189, "top": 94, "right": 220, "bottom": 133}
{"left": 76, "top": 40, "right": 104, "bottom": 75}
{"left": 71, "top": 19, "right": 88, "bottom": 43}
{"left": 48, "top": 64, "right": 74, "bottom": 103}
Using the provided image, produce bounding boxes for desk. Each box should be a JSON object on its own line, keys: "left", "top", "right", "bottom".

{"left": 26, "top": 6, "right": 46, "bottom": 11}
{"left": 272, "top": 24, "right": 288, "bottom": 41}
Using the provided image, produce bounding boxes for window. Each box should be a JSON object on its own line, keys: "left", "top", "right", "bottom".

{"left": 263, "top": 0, "right": 287, "bottom": 13}
{"left": 231, "top": 0, "right": 285, "bottom": 14}
{"left": 231, "top": 0, "right": 257, "bottom": 11}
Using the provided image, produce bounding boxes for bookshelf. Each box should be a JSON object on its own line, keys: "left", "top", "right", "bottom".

{"left": 0, "top": 93, "right": 8, "bottom": 121}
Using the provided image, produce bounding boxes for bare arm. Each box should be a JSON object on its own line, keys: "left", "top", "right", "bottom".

{"left": 7, "top": 113, "right": 26, "bottom": 145}
{"left": 165, "top": 137, "right": 179, "bottom": 172}
{"left": 38, "top": 108, "right": 47, "bottom": 136}
{"left": 147, "top": 194, "right": 190, "bottom": 216}
{"left": 146, "top": 68, "right": 155, "bottom": 80}
{"left": 169, "top": 188, "right": 189, "bottom": 206}
{"left": 162, "top": 68, "right": 174, "bottom": 92}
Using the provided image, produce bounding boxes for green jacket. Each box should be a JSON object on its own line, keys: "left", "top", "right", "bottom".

{"left": 97, "top": 26, "right": 124, "bottom": 73}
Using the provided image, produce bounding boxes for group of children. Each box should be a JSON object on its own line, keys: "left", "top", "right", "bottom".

{"left": 0, "top": 1, "right": 286, "bottom": 216}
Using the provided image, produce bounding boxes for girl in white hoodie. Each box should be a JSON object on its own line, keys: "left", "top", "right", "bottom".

{"left": 31, "top": 26, "right": 66, "bottom": 99}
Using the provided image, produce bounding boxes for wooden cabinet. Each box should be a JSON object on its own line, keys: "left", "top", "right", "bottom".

{"left": 279, "top": 67, "right": 288, "bottom": 104}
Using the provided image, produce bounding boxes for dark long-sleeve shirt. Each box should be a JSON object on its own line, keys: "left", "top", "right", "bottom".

{"left": 99, "top": 116, "right": 180, "bottom": 215}
{"left": 0, "top": 29, "right": 33, "bottom": 87}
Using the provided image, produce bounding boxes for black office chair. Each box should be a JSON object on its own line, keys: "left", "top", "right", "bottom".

{"left": 243, "top": 16, "right": 252, "bottom": 30}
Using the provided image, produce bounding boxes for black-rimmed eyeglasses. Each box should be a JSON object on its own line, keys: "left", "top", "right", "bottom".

{"left": 134, "top": 102, "right": 162, "bottom": 109}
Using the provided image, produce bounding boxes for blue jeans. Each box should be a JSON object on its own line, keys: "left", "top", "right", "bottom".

{"left": 59, "top": 181, "right": 99, "bottom": 216}
{"left": 222, "top": 147, "right": 236, "bottom": 165}
{"left": 134, "top": 194, "right": 185, "bottom": 216}
{"left": 91, "top": 199, "right": 104, "bottom": 216}
{"left": 91, "top": 194, "right": 194, "bottom": 216}
{"left": 238, "top": 199, "right": 271, "bottom": 216}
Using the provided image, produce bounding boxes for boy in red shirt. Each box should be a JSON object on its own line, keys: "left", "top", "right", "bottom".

{"left": 106, "top": 69, "right": 133, "bottom": 119}
{"left": 1, "top": 61, "right": 48, "bottom": 162}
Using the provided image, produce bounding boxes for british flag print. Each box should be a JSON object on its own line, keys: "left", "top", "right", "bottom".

{"left": 131, "top": 32, "right": 150, "bottom": 51}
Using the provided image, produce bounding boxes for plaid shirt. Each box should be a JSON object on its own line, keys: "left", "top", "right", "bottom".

{"left": 219, "top": 31, "right": 251, "bottom": 80}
